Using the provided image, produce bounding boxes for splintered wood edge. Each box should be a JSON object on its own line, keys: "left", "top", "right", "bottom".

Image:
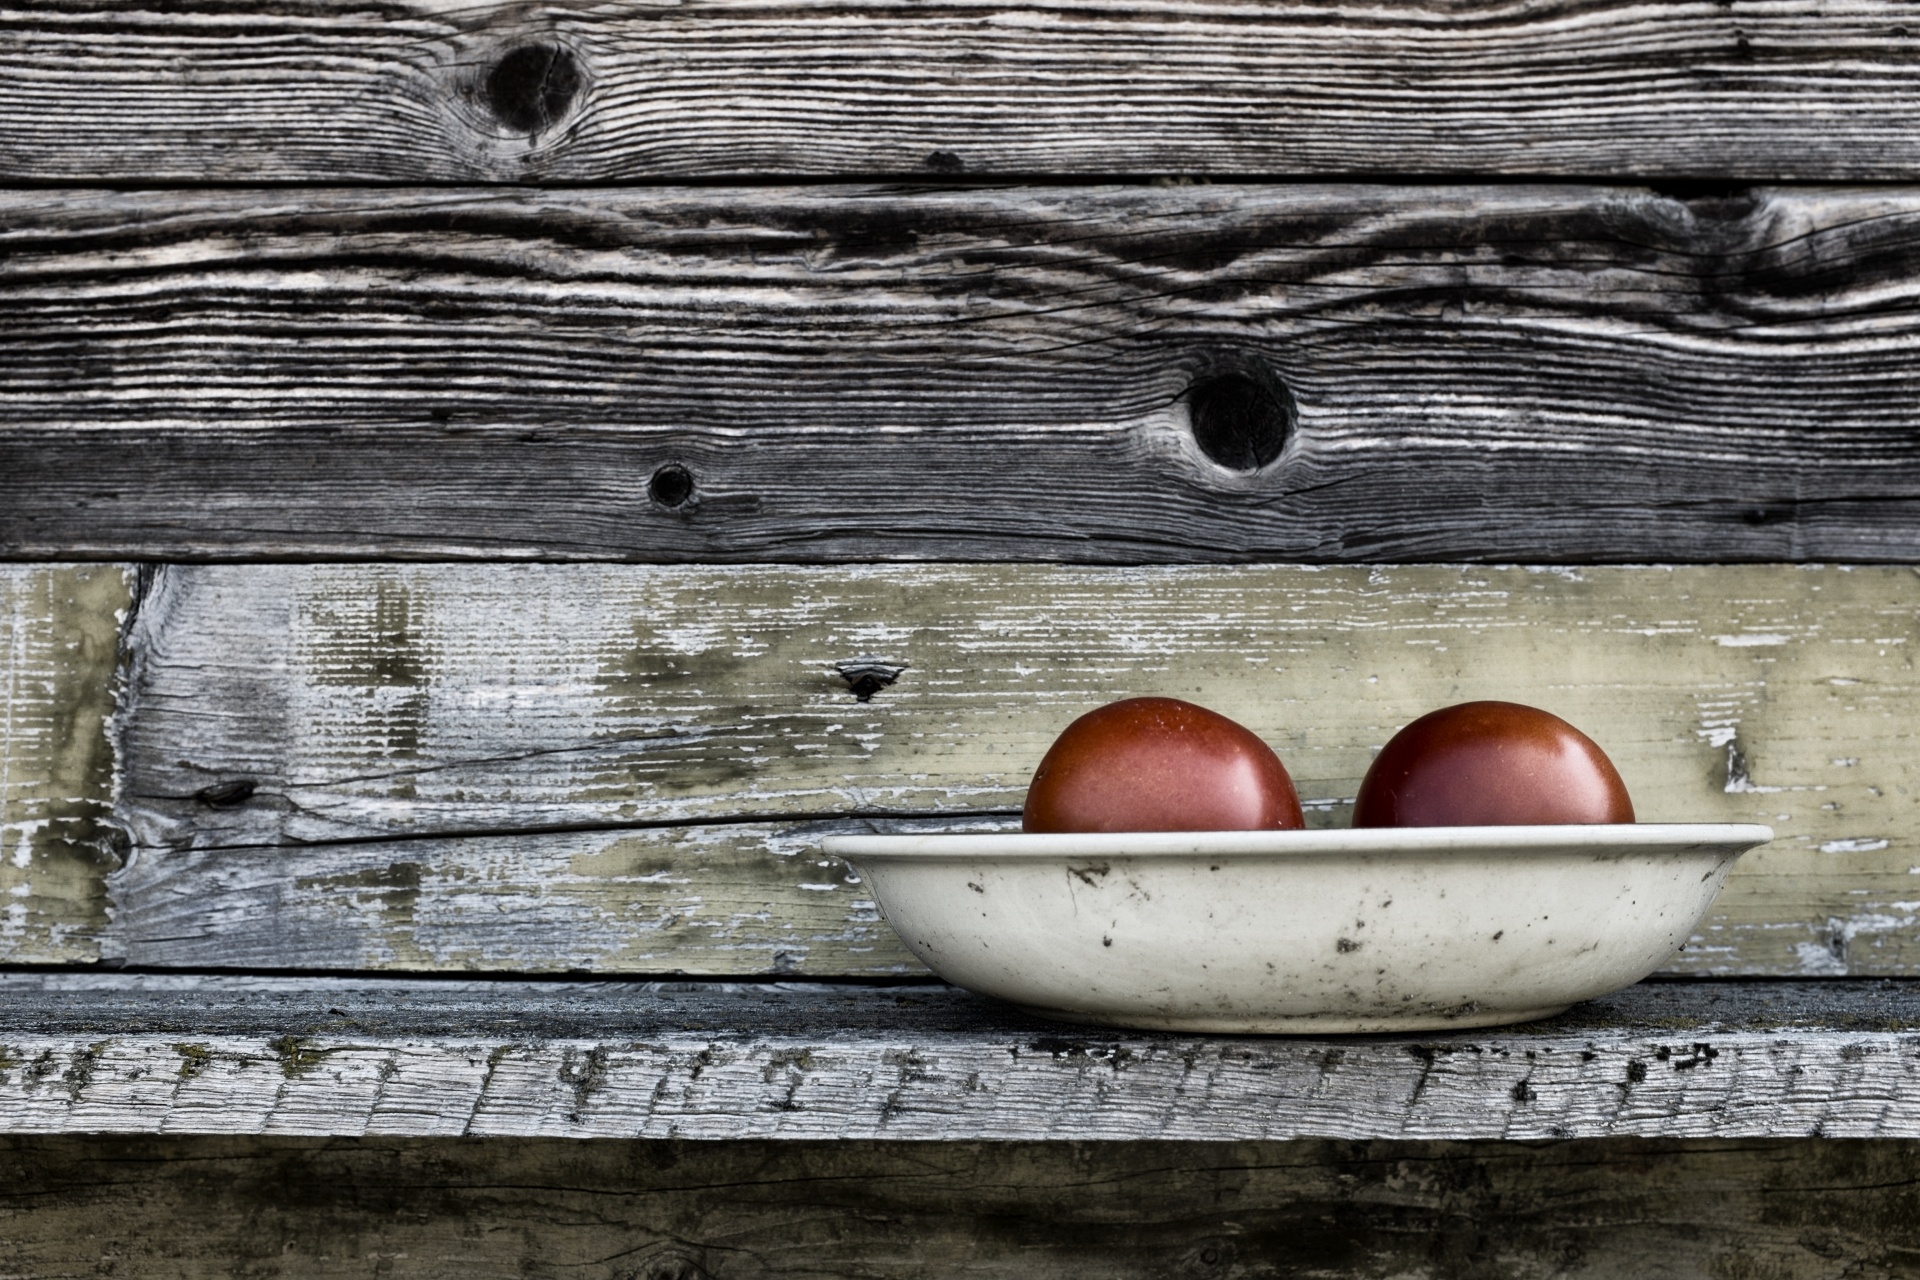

{"left": 0, "top": 978, "right": 1914, "bottom": 1140}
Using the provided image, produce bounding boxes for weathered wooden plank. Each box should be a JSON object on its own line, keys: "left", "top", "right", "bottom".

{"left": 9, "top": 1, "right": 1920, "bottom": 181}
{"left": 0, "top": 975, "right": 1913, "bottom": 1140}
{"left": 6, "top": 970, "right": 1905, "bottom": 1037}
{"left": 6, "top": 185, "right": 1920, "bottom": 562}
{"left": 108, "top": 820, "right": 930, "bottom": 975}
{"left": 0, "top": 566, "right": 126, "bottom": 963}
{"left": 114, "top": 563, "right": 1920, "bottom": 976}
{"left": 5, "top": 1136, "right": 1919, "bottom": 1280}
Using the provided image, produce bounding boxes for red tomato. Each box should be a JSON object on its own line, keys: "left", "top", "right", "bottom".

{"left": 1023, "top": 697, "right": 1305, "bottom": 833}
{"left": 1353, "top": 700, "right": 1634, "bottom": 827}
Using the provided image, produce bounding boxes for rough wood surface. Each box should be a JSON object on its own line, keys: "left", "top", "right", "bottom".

{"left": 113, "top": 563, "right": 1920, "bottom": 977}
{"left": 5, "top": 1135, "right": 1916, "bottom": 1280}
{"left": 7, "top": 185, "right": 1920, "bottom": 562}
{"left": 109, "top": 819, "right": 937, "bottom": 975}
{"left": 9, "top": 1, "right": 1920, "bottom": 181}
{"left": 0, "top": 567, "right": 126, "bottom": 964}
{"left": 0, "top": 975, "right": 1912, "bottom": 1141}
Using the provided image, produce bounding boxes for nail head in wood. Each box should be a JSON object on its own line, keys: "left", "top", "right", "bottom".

{"left": 485, "top": 44, "right": 582, "bottom": 134}
{"left": 1186, "top": 365, "right": 1294, "bottom": 472}
{"left": 648, "top": 463, "right": 695, "bottom": 510}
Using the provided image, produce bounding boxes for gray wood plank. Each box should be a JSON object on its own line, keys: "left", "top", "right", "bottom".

{"left": 6, "top": 1135, "right": 1917, "bottom": 1280}
{"left": 111, "top": 563, "right": 1920, "bottom": 977}
{"left": 9, "top": 1, "right": 1920, "bottom": 181}
{"left": 3, "top": 971, "right": 1903, "bottom": 1038}
{"left": 0, "top": 974, "right": 1913, "bottom": 1140}
{"left": 5, "top": 185, "right": 1920, "bottom": 562}
{"left": 106, "top": 820, "right": 934, "bottom": 976}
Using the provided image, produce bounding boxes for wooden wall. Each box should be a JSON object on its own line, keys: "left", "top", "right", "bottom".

{"left": 5, "top": 0, "right": 1920, "bottom": 1273}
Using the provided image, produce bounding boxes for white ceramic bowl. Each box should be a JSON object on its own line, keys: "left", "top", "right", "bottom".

{"left": 824, "top": 824, "right": 1771, "bottom": 1033}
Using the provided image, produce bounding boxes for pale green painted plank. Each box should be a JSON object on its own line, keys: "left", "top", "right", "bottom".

{"left": 0, "top": 566, "right": 129, "bottom": 962}
{"left": 114, "top": 564, "right": 1920, "bottom": 976}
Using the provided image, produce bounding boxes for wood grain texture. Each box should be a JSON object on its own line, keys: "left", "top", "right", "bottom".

{"left": 5, "top": 1136, "right": 1917, "bottom": 1280}
{"left": 0, "top": 566, "right": 126, "bottom": 963}
{"left": 6, "top": 184, "right": 1920, "bottom": 562}
{"left": 109, "top": 820, "right": 931, "bottom": 975}
{"left": 114, "top": 563, "right": 1920, "bottom": 977}
{"left": 0, "top": 975, "right": 1913, "bottom": 1140}
{"left": 10, "top": 1, "right": 1920, "bottom": 181}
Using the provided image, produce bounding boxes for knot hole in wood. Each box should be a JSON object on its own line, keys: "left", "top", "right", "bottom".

{"left": 485, "top": 43, "right": 582, "bottom": 134}
{"left": 1179, "top": 1238, "right": 1237, "bottom": 1276}
{"left": 1186, "top": 364, "right": 1294, "bottom": 472}
{"left": 649, "top": 463, "right": 696, "bottom": 510}
{"left": 615, "top": 1245, "right": 714, "bottom": 1280}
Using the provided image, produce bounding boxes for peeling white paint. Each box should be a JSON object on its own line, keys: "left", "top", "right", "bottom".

{"left": 1793, "top": 941, "right": 1848, "bottom": 975}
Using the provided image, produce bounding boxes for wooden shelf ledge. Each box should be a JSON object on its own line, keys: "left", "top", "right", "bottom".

{"left": 0, "top": 976, "right": 1913, "bottom": 1141}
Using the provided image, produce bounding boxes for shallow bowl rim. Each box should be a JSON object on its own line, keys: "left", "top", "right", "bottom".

{"left": 823, "top": 822, "right": 1772, "bottom": 861}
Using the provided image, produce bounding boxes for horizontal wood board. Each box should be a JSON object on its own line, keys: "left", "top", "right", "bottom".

{"left": 6, "top": 1136, "right": 1918, "bottom": 1280}
{"left": 0, "top": 566, "right": 126, "bottom": 964}
{"left": 114, "top": 562, "right": 1920, "bottom": 977}
{"left": 7, "top": 185, "right": 1920, "bottom": 561}
{"left": 10, "top": 1, "right": 1920, "bottom": 181}
{"left": 0, "top": 975, "right": 1913, "bottom": 1140}
{"left": 3, "top": 971, "right": 1906, "bottom": 1036}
